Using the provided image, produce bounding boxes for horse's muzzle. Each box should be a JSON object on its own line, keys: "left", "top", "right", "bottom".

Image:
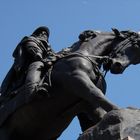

{"left": 110, "top": 61, "right": 125, "bottom": 74}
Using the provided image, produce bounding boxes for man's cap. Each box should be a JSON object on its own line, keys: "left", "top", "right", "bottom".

{"left": 32, "top": 26, "right": 50, "bottom": 37}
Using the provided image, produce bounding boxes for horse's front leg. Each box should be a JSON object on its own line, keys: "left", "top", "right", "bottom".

{"left": 64, "top": 70, "right": 119, "bottom": 112}
{"left": 78, "top": 106, "right": 106, "bottom": 131}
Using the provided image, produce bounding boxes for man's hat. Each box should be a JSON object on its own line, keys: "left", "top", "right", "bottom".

{"left": 32, "top": 26, "right": 50, "bottom": 37}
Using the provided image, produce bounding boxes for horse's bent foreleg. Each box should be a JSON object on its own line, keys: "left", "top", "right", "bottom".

{"left": 78, "top": 106, "right": 106, "bottom": 131}
{"left": 62, "top": 70, "right": 118, "bottom": 112}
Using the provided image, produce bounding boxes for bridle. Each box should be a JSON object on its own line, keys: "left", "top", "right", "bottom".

{"left": 74, "top": 31, "right": 140, "bottom": 76}
{"left": 109, "top": 33, "right": 140, "bottom": 58}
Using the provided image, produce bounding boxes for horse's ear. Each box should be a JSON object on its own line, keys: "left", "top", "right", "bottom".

{"left": 112, "top": 28, "right": 125, "bottom": 38}
{"left": 112, "top": 28, "right": 120, "bottom": 36}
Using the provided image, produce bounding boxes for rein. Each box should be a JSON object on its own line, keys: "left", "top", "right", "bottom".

{"left": 84, "top": 54, "right": 109, "bottom": 62}
{"left": 63, "top": 52, "right": 110, "bottom": 77}
{"left": 64, "top": 52, "right": 109, "bottom": 64}
{"left": 80, "top": 53, "right": 110, "bottom": 77}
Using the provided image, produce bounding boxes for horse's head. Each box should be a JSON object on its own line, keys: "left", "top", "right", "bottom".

{"left": 104, "top": 29, "right": 140, "bottom": 74}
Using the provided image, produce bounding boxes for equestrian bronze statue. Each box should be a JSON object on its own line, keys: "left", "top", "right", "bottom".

{"left": 1, "top": 28, "right": 140, "bottom": 140}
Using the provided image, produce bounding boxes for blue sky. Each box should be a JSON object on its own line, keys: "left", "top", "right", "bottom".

{"left": 1, "top": 0, "right": 140, "bottom": 140}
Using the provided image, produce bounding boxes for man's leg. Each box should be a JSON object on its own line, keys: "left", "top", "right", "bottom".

{"left": 25, "top": 61, "right": 46, "bottom": 95}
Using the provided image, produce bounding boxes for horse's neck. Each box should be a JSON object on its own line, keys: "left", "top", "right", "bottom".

{"left": 75, "top": 35, "right": 114, "bottom": 59}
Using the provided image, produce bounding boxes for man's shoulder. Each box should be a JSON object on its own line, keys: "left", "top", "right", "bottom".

{"left": 21, "top": 36, "right": 36, "bottom": 42}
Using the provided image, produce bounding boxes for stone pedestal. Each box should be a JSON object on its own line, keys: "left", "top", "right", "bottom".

{"left": 78, "top": 108, "right": 140, "bottom": 140}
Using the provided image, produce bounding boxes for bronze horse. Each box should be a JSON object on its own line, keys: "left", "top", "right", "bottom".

{"left": 1, "top": 29, "right": 140, "bottom": 140}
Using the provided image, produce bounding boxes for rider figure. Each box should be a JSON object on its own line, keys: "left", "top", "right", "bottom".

{"left": 1, "top": 26, "right": 53, "bottom": 97}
